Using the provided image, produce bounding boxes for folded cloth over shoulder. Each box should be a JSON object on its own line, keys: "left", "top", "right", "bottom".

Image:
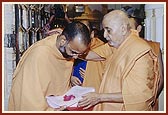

{"left": 46, "top": 86, "right": 95, "bottom": 109}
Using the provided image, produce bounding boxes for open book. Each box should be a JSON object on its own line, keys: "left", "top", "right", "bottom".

{"left": 46, "top": 86, "right": 95, "bottom": 108}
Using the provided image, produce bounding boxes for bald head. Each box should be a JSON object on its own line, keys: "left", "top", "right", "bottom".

{"left": 62, "top": 21, "right": 91, "bottom": 46}
{"left": 102, "top": 10, "right": 131, "bottom": 48}
{"left": 103, "top": 10, "right": 130, "bottom": 28}
{"left": 58, "top": 21, "right": 91, "bottom": 59}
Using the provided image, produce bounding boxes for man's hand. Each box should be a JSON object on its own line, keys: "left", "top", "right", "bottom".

{"left": 78, "top": 92, "right": 101, "bottom": 110}
{"left": 70, "top": 76, "right": 82, "bottom": 86}
{"left": 79, "top": 68, "right": 86, "bottom": 79}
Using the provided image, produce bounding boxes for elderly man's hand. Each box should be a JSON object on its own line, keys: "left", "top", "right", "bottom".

{"left": 78, "top": 92, "right": 101, "bottom": 110}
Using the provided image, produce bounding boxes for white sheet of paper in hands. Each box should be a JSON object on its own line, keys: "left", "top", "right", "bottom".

{"left": 46, "top": 86, "right": 95, "bottom": 108}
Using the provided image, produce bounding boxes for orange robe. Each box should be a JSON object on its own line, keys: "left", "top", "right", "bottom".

{"left": 133, "top": 29, "right": 163, "bottom": 111}
{"left": 82, "top": 37, "right": 104, "bottom": 92}
{"left": 90, "top": 37, "right": 105, "bottom": 49}
{"left": 93, "top": 32, "right": 160, "bottom": 111}
{"left": 147, "top": 41, "right": 160, "bottom": 56}
{"left": 146, "top": 41, "right": 163, "bottom": 111}
{"left": 8, "top": 34, "right": 73, "bottom": 111}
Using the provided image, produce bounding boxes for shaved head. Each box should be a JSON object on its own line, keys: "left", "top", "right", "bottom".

{"left": 57, "top": 21, "right": 91, "bottom": 59}
{"left": 62, "top": 21, "right": 91, "bottom": 46}
{"left": 102, "top": 10, "right": 131, "bottom": 48}
{"left": 103, "top": 10, "right": 130, "bottom": 29}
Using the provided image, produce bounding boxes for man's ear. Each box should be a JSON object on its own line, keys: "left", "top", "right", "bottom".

{"left": 121, "top": 24, "right": 127, "bottom": 36}
{"left": 137, "top": 25, "right": 142, "bottom": 33}
{"left": 59, "top": 35, "right": 67, "bottom": 46}
{"left": 90, "top": 31, "right": 94, "bottom": 38}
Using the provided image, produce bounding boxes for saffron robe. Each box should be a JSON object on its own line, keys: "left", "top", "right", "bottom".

{"left": 82, "top": 37, "right": 105, "bottom": 92}
{"left": 146, "top": 41, "right": 163, "bottom": 111}
{"left": 130, "top": 30, "right": 162, "bottom": 110}
{"left": 8, "top": 34, "right": 73, "bottom": 111}
{"left": 90, "top": 37, "right": 105, "bottom": 49}
{"left": 133, "top": 29, "right": 163, "bottom": 111}
{"left": 147, "top": 41, "right": 160, "bottom": 56}
{"left": 93, "top": 32, "right": 159, "bottom": 111}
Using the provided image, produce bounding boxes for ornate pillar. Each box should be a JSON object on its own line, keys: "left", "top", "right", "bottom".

{"left": 145, "top": 4, "right": 164, "bottom": 51}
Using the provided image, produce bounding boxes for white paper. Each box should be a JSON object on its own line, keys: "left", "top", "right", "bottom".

{"left": 46, "top": 86, "right": 95, "bottom": 108}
